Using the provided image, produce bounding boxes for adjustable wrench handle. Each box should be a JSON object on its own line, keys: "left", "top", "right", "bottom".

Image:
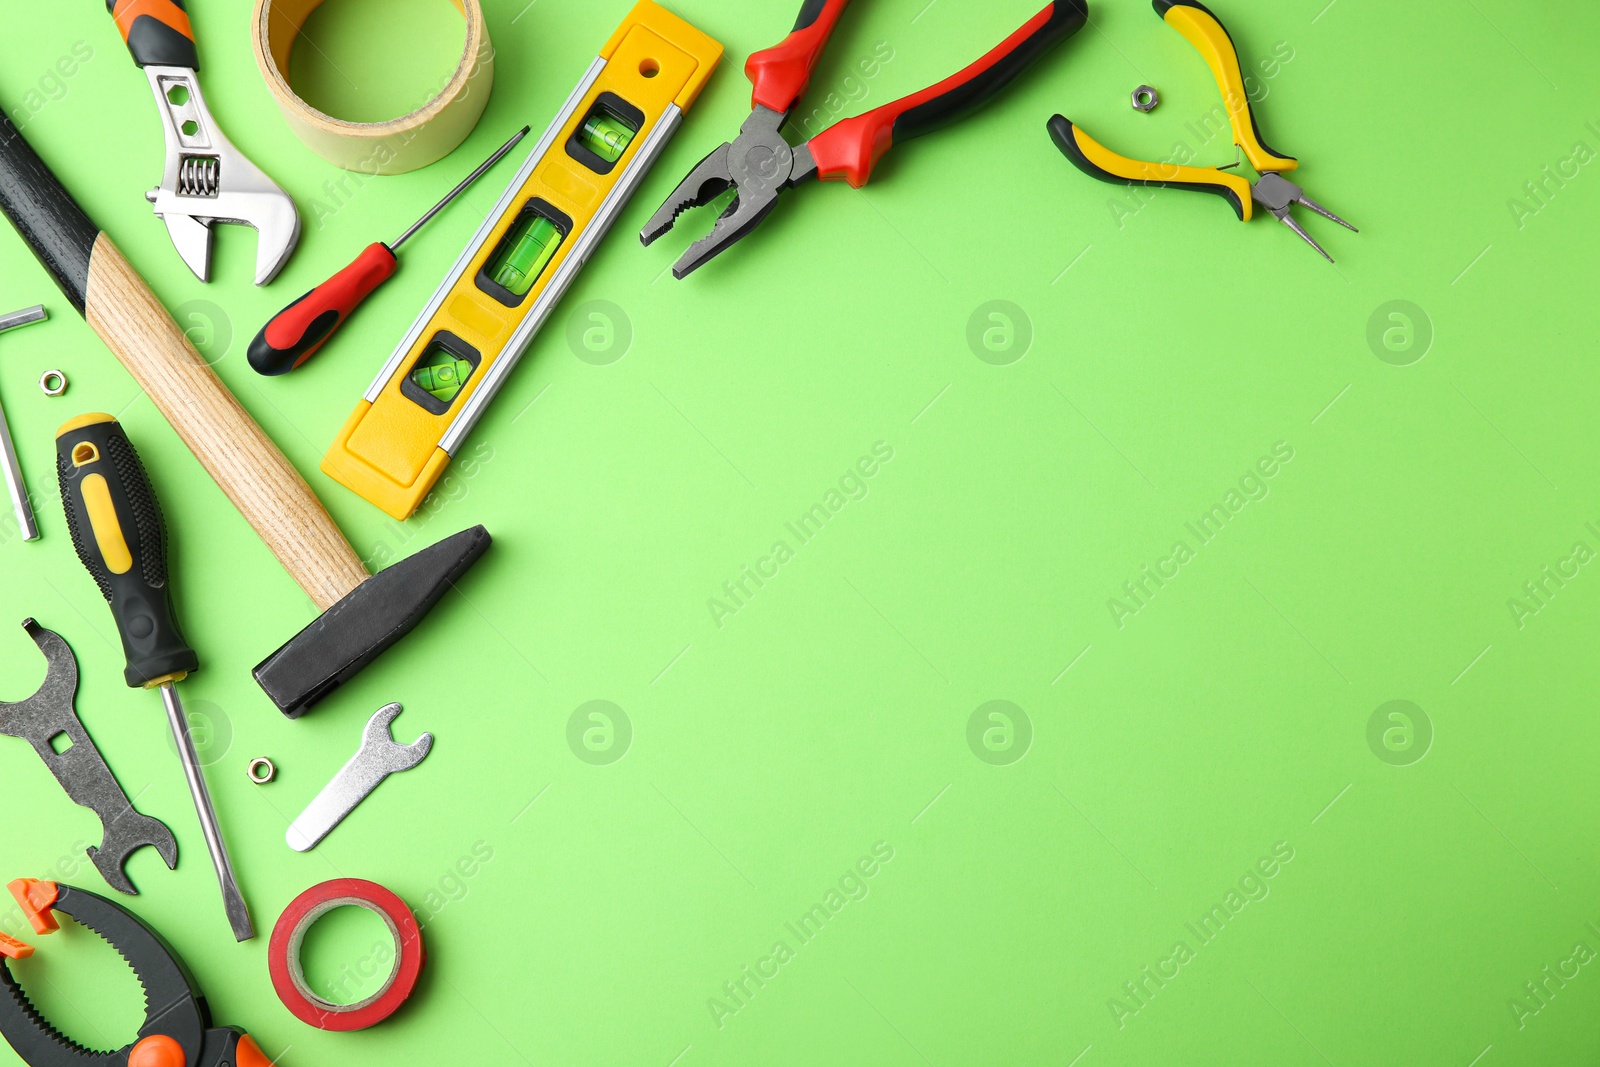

{"left": 106, "top": 0, "right": 200, "bottom": 70}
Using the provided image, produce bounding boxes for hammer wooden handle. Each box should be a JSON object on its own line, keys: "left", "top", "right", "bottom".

{"left": 86, "top": 236, "right": 369, "bottom": 609}
{"left": 0, "top": 112, "right": 369, "bottom": 611}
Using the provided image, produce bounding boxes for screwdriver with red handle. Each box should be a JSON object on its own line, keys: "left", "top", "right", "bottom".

{"left": 248, "top": 126, "right": 529, "bottom": 376}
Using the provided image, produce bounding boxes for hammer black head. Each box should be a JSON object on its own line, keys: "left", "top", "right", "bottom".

{"left": 254, "top": 525, "right": 490, "bottom": 718}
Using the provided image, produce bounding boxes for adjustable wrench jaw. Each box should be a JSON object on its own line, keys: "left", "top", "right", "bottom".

{"left": 142, "top": 66, "right": 301, "bottom": 286}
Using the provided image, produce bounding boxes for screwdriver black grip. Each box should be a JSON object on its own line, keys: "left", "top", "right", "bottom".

{"left": 55, "top": 414, "right": 197, "bottom": 688}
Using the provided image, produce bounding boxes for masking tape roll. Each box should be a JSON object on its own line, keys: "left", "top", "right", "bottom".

{"left": 252, "top": 0, "right": 495, "bottom": 176}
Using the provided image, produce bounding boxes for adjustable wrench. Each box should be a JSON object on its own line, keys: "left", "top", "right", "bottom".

{"left": 105, "top": 0, "right": 301, "bottom": 284}
{"left": 287, "top": 704, "right": 431, "bottom": 852}
{"left": 0, "top": 620, "right": 178, "bottom": 895}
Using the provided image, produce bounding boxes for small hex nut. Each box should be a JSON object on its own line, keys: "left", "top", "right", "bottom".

{"left": 1132, "top": 85, "right": 1160, "bottom": 113}
{"left": 39, "top": 370, "right": 67, "bottom": 397}
{"left": 247, "top": 757, "right": 276, "bottom": 785}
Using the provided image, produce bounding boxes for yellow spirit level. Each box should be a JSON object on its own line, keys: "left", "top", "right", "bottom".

{"left": 322, "top": 2, "right": 722, "bottom": 519}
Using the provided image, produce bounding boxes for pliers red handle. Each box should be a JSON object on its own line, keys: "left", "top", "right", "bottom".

{"left": 746, "top": 0, "right": 854, "bottom": 116}
{"left": 642, "top": 0, "right": 1089, "bottom": 278}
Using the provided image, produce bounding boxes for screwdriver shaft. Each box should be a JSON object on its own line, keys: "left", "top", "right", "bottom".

{"left": 391, "top": 125, "right": 530, "bottom": 250}
{"left": 162, "top": 683, "right": 253, "bottom": 942}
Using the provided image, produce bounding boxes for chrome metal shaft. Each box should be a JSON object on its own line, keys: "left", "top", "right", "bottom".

{"left": 0, "top": 304, "right": 46, "bottom": 542}
{"left": 162, "top": 683, "right": 253, "bottom": 941}
{"left": 391, "top": 125, "right": 530, "bottom": 250}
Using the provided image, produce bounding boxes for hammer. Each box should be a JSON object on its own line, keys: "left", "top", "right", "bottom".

{"left": 0, "top": 111, "right": 488, "bottom": 718}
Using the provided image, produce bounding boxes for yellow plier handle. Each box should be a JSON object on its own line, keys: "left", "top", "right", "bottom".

{"left": 1156, "top": 0, "right": 1296, "bottom": 175}
{"left": 1048, "top": 116, "right": 1255, "bottom": 220}
{"left": 1048, "top": 0, "right": 1294, "bottom": 221}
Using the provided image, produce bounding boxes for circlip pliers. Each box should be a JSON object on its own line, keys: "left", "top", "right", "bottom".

{"left": 0, "top": 879, "right": 271, "bottom": 1067}
{"left": 1049, "top": 0, "right": 1355, "bottom": 262}
{"left": 642, "top": 0, "right": 1090, "bottom": 278}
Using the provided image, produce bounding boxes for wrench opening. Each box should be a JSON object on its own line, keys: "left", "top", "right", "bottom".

{"left": 0, "top": 622, "right": 178, "bottom": 895}
{"left": 286, "top": 704, "right": 432, "bottom": 853}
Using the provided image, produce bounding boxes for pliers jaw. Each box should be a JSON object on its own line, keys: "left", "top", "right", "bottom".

{"left": 644, "top": 0, "right": 1087, "bottom": 278}
{"left": 1250, "top": 172, "right": 1357, "bottom": 264}
{"left": 1051, "top": 0, "right": 1356, "bottom": 262}
{"left": 639, "top": 106, "right": 817, "bottom": 279}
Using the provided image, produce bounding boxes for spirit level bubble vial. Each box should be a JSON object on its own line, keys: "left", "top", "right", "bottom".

{"left": 322, "top": 2, "right": 722, "bottom": 519}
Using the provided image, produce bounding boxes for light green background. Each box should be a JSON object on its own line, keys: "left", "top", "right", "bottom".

{"left": 0, "top": 0, "right": 1597, "bottom": 1063}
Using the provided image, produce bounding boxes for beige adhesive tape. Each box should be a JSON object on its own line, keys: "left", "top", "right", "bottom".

{"left": 252, "top": 0, "right": 495, "bottom": 175}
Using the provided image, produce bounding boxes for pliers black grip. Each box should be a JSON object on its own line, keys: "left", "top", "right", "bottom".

{"left": 1049, "top": 0, "right": 1355, "bottom": 261}
{"left": 642, "top": 0, "right": 1090, "bottom": 278}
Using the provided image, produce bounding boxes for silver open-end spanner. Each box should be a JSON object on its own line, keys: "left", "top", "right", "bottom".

{"left": 286, "top": 704, "right": 432, "bottom": 852}
{"left": 0, "top": 620, "right": 178, "bottom": 895}
{"left": 103, "top": 4, "right": 300, "bottom": 284}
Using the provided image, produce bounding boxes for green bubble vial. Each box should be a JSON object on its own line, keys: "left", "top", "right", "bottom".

{"left": 487, "top": 213, "right": 565, "bottom": 298}
{"left": 410, "top": 345, "right": 474, "bottom": 404}
{"left": 577, "top": 108, "right": 638, "bottom": 164}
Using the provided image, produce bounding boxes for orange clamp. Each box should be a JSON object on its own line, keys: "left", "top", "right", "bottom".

{"left": 0, "top": 933, "right": 33, "bottom": 960}
{"left": 7, "top": 879, "right": 60, "bottom": 935}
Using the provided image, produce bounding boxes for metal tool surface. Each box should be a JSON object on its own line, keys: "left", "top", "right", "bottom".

{"left": 55, "top": 415, "right": 252, "bottom": 940}
{"left": 641, "top": 0, "right": 1087, "bottom": 277}
{"left": 0, "top": 621, "right": 177, "bottom": 895}
{"left": 161, "top": 682, "right": 251, "bottom": 941}
{"left": 1048, "top": 0, "right": 1356, "bottom": 262}
{"left": 0, "top": 305, "right": 46, "bottom": 541}
{"left": 287, "top": 704, "right": 431, "bottom": 852}
{"left": 101, "top": 0, "right": 300, "bottom": 284}
{"left": 142, "top": 65, "right": 301, "bottom": 285}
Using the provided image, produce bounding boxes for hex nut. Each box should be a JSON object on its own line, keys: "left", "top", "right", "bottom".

{"left": 39, "top": 370, "right": 67, "bottom": 397}
{"left": 1132, "top": 85, "right": 1160, "bottom": 113}
{"left": 248, "top": 757, "right": 276, "bottom": 785}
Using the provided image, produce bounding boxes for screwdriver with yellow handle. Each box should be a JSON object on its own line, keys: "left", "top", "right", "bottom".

{"left": 247, "top": 126, "right": 529, "bottom": 376}
{"left": 54, "top": 413, "right": 253, "bottom": 942}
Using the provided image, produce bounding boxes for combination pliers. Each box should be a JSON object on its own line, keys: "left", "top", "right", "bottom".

{"left": 0, "top": 879, "right": 270, "bottom": 1067}
{"left": 1049, "top": 0, "right": 1355, "bottom": 262}
{"left": 642, "top": 0, "right": 1090, "bottom": 278}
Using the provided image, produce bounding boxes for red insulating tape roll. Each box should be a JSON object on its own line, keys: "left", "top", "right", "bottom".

{"left": 268, "top": 878, "right": 424, "bottom": 1031}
